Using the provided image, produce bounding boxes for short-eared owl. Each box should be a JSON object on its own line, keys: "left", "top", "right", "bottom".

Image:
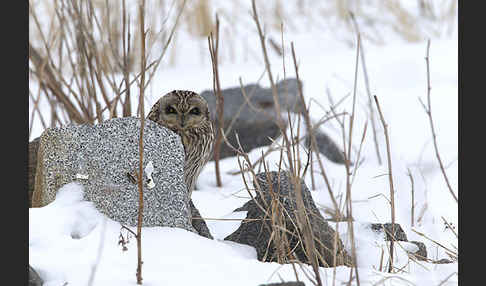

{"left": 147, "top": 90, "right": 214, "bottom": 196}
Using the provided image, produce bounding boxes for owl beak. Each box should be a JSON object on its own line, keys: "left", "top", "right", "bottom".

{"left": 180, "top": 114, "right": 185, "bottom": 128}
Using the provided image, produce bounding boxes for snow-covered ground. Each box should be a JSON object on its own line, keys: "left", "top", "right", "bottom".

{"left": 29, "top": 1, "right": 458, "bottom": 285}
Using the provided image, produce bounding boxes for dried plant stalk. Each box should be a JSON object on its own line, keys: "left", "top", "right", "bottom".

{"left": 208, "top": 15, "right": 223, "bottom": 187}
{"left": 374, "top": 95, "right": 396, "bottom": 273}
{"left": 420, "top": 39, "right": 457, "bottom": 203}
{"left": 136, "top": 0, "right": 146, "bottom": 283}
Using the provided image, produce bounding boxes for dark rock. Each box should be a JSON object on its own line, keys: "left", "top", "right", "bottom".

{"left": 28, "top": 137, "right": 40, "bottom": 207}
{"left": 259, "top": 282, "right": 305, "bottom": 286}
{"left": 409, "top": 241, "right": 427, "bottom": 261}
{"left": 200, "top": 78, "right": 344, "bottom": 163}
{"left": 200, "top": 78, "right": 303, "bottom": 159}
{"left": 369, "top": 223, "right": 429, "bottom": 261}
{"left": 190, "top": 199, "right": 213, "bottom": 239}
{"left": 225, "top": 171, "right": 352, "bottom": 267}
{"left": 370, "top": 223, "right": 408, "bottom": 241}
{"left": 304, "top": 130, "right": 346, "bottom": 164}
{"left": 433, "top": 258, "right": 454, "bottom": 264}
{"left": 31, "top": 117, "right": 195, "bottom": 233}
{"left": 29, "top": 265, "right": 43, "bottom": 286}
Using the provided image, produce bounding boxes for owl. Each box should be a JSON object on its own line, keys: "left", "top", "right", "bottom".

{"left": 147, "top": 90, "right": 214, "bottom": 197}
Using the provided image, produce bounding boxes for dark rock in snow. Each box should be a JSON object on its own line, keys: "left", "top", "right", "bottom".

{"left": 370, "top": 223, "right": 408, "bottom": 241}
{"left": 369, "top": 223, "right": 431, "bottom": 261}
{"left": 31, "top": 117, "right": 196, "bottom": 233}
{"left": 433, "top": 258, "right": 454, "bottom": 264}
{"left": 200, "top": 78, "right": 345, "bottom": 164}
{"left": 190, "top": 199, "right": 213, "bottom": 239}
{"left": 200, "top": 78, "right": 303, "bottom": 159}
{"left": 29, "top": 265, "right": 43, "bottom": 286}
{"left": 225, "top": 171, "right": 352, "bottom": 267}
{"left": 409, "top": 241, "right": 427, "bottom": 261}
{"left": 304, "top": 130, "right": 346, "bottom": 164}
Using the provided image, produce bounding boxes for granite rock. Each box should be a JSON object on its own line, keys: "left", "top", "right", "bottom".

{"left": 31, "top": 117, "right": 195, "bottom": 233}
{"left": 28, "top": 137, "right": 40, "bottom": 207}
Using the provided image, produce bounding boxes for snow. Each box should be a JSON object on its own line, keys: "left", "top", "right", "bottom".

{"left": 30, "top": 183, "right": 457, "bottom": 286}
{"left": 29, "top": 1, "right": 458, "bottom": 285}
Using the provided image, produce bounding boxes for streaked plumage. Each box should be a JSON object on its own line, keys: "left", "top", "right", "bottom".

{"left": 147, "top": 90, "right": 214, "bottom": 197}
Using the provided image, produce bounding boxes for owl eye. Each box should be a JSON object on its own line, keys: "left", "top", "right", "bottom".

{"left": 166, "top": 106, "right": 176, "bottom": 114}
{"left": 190, "top": 107, "right": 201, "bottom": 115}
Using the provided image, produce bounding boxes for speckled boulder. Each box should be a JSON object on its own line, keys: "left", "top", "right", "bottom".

{"left": 28, "top": 137, "right": 40, "bottom": 207}
{"left": 31, "top": 117, "right": 195, "bottom": 233}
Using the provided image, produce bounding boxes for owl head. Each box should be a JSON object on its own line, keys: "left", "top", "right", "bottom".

{"left": 147, "top": 90, "right": 211, "bottom": 134}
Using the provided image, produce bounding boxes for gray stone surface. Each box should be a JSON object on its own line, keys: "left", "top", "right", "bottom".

{"left": 200, "top": 78, "right": 345, "bottom": 164}
{"left": 225, "top": 171, "right": 352, "bottom": 267}
{"left": 189, "top": 199, "right": 213, "bottom": 239}
{"left": 29, "top": 265, "right": 43, "bottom": 286}
{"left": 370, "top": 223, "right": 408, "bottom": 241}
{"left": 433, "top": 258, "right": 454, "bottom": 264}
{"left": 368, "top": 223, "right": 430, "bottom": 261}
{"left": 28, "top": 137, "right": 40, "bottom": 207}
{"left": 409, "top": 241, "right": 427, "bottom": 261}
{"left": 200, "top": 78, "right": 303, "bottom": 159}
{"left": 32, "top": 117, "right": 195, "bottom": 232}
{"left": 304, "top": 130, "right": 346, "bottom": 164}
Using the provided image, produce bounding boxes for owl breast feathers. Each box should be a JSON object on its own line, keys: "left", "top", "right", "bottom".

{"left": 147, "top": 90, "right": 214, "bottom": 196}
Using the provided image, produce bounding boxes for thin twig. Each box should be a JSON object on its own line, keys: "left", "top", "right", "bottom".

{"left": 208, "top": 15, "right": 223, "bottom": 187}
{"left": 420, "top": 39, "right": 457, "bottom": 203}
{"left": 289, "top": 41, "right": 322, "bottom": 285}
{"left": 374, "top": 95, "right": 396, "bottom": 273}
{"left": 441, "top": 216, "right": 458, "bottom": 239}
{"left": 343, "top": 34, "right": 361, "bottom": 286}
{"left": 136, "top": 0, "right": 146, "bottom": 283}
{"left": 407, "top": 168, "right": 415, "bottom": 227}
{"left": 411, "top": 228, "right": 457, "bottom": 260}
{"left": 437, "top": 272, "right": 457, "bottom": 286}
{"left": 349, "top": 12, "right": 383, "bottom": 165}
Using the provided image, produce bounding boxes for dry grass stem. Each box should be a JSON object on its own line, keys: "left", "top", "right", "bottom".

{"left": 136, "top": 0, "right": 147, "bottom": 283}
{"left": 373, "top": 95, "right": 396, "bottom": 273}
{"left": 437, "top": 272, "right": 457, "bottom": 286}
{"left": 419, "top": 39, "right": 457, "bottom": 203}
{"left": 208, "top": 14, "right": 224, "bottom": 187}
{"left": 349, "top": 12, "right": 383, "bottom": 165}
{"left": 411, "top": 229, "right": 457, "bottom": 260}
{"left": 407, "top": 168, "right": 415, "bottom": 227}
{"left": 441, "top": 216, "right": 458, "bottom": 239}
{"left": 342, "top": 34, "right": 361, "bottom": 286}
{"left": 288, "top": 42, "right": 322, "bottom": 286}
{"left": 223, "top": 70, "right": 266, "bottom": 137}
